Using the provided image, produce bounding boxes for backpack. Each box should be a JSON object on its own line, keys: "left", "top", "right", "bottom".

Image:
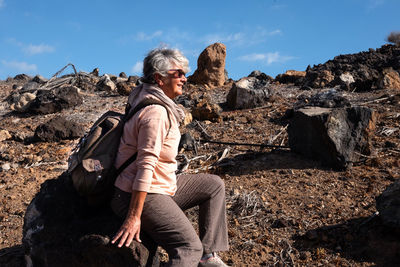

{"left": 67, "top": 98, "right": 169, "bottom": 206}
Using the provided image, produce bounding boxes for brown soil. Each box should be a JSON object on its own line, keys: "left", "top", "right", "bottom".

{"left": 0, "top": 79, "right": 399, "bottom": 266}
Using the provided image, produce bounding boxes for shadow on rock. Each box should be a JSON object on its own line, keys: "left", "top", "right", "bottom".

{"left": 23, "top": 172, "right": 158, "bottom": 267}
{"left": 213, "top": 150, "right": 326, "bottom": 176}
{"left": 0, "top": 245, "right": 25, "bottom": 267}
{"left": 292, "top": 215, "right": 400, "bottom": 266}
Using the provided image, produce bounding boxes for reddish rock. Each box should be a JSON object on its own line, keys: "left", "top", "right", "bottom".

{"left": 378, "top": 68, "right": 400, "bottom": 90}
{"left": 188, "top": 43, "right": 226, "bottom": 89}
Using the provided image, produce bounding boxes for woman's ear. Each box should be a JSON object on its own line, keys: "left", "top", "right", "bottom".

{"left": 154, "top": 73, "right": 163, "bottom": 86}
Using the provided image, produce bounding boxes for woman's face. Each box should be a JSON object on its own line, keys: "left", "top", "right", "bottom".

{"left": 158, "top": 64, "right": 187, "bottom": 99}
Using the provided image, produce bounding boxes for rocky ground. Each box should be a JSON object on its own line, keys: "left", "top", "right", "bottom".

{"left": 1, "top": 46, "right": 400, "bottom": 266}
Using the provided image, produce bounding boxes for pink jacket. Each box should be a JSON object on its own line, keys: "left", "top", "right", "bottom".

{"left": 114, "top": 92, "right": 181, "bottom": 196}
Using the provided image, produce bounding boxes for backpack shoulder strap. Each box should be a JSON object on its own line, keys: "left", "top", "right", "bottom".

{"left": 116, "top": 98, "right": 171, "bottom": 177}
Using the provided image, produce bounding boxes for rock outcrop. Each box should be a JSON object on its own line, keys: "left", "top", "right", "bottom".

{"left": 34, "top": 116, "right": 85, "bottom": 142}
{"left": 277, "top": 44, "right": 400, "bottom": 91}
{"left": 188, "top": 43, "right": 226, "bottom": 89}
{"left": 28, "top": 86, "right": 83, "bottom": 114}
{"left": 226, "top": 77, "right": 274, "bottom": 109}
{"left": 288, "top": 106, "right": 376, "bottom": 170}
{"left": 23, "top": 173, "right": 158, "bottom": 266}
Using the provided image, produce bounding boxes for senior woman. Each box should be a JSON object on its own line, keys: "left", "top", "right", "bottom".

{"left": 110, "top": 48, "right": 229, "bottom": 267}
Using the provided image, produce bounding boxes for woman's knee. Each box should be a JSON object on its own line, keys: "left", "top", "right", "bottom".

{"left": 208, "top": 174, "right": 225, "bottom": 193}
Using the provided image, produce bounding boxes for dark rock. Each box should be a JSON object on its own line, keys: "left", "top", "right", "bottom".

{"left": 28, "top": 86, "right": 83, "bottom": 114}
{"left": 288, "top": 106, "right": 376, "bottom": 170}
{"left": 116, "top": 82, "right": 135, "bottom": 96}
{"left": 119, "top": 72, "right": 128, "bottom": 78}
{"left": 191, "top": 99, "right": 222, "bottom": 122}
{"left": 376, "top": 179, "right": 400, "bottom": 229}
{"left": 179, "top": 133, "right": 196, "bottom": 152}
{"left": 32, "top": 75, "right": 48, "bottom": 84}
{"left": 97, "top": 75, "right": 116, "bottom": 92}
{"left": 301, "top": 44, "right": 400, "bottom": 91}
{"left": 248, "top": 70, "right": 274, "bottom": 82}
{"left": 34, "top": 116, "right": 85, "bottom": 142}
{"left": 295, "top": 89, "right": 351, "bottom": 109}
{"left": 22, "top": 81, "right": 40, "bottom": 91}
{"left": 91, "top": 68, "right": 99, "bottom": 77}
{"left": 23, "top": 173, "right": 158, "bottom": 267}
{"left": 226, "top": 77, "right": 274, "bottom": 109}
{"left": 128, "top": 76, "right": 140, "bottom": 84}
{"left": 14, "top": 74, "right": 31, "bottom": 81}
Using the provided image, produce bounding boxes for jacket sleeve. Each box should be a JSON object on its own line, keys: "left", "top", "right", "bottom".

{"left": 131, "top": 105, "right": 169, "bottom": 192}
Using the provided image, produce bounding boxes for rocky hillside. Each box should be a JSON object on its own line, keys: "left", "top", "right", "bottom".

{"left": 0, "top": 43, "right": 399, "bottom": 266}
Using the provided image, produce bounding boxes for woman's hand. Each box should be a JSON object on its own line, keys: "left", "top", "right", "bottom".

{"left": 111, "top": 190, "right": 147, "bottom": 248}
{"left": 112, "top": 215, "right": 142, "bottom": 247}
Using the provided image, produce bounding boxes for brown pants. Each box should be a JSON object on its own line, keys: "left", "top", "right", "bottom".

{"left": 110, "top": 173, "right": 229, "bottom": 267}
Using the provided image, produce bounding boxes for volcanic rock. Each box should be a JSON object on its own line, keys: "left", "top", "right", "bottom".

{"left": 188, "top": 43, "right": 226, "bottom": 89}
{"left": 248, "top": 70, "right": 274, "bottom": 82}
{"left": 116, "top": 81, "right": 135, "bottom": 96}
{"left": 119, "top": 72, "right": 127, "bottom": 78}
{"left": 376, "top": 179, "right": 400, "bottom": 229}
{"left": 9, "top": 92, "right": 36, "bottom": 112}
{"left": 226, "top": 77, "right": 274, "bottom": 109}
{"left": 288, "top": 106, "right": 376, "bottom": 170}
{"left": 377, "top": 68, "right": 400, "bottom": 90}
{"left": 97, "top": 74, "right": 116, "bottom": 92}
{"left": 275, "top": 70, "right": 306, "bottom": 85}
{"left": 32, "top": 75, "right": 48, "bottom": 84}
{"left": 22, "top": 81, "right": 40, "bottom": 91}
{"left": 91, "top": 68, "right": 100, "bottom": 77}
{"left": 191, "top": 97, "right": 222, "bottom": 122}
{"left": 23, "top": 173, "right": 158, "bottom": 266}
{"left": 301, "top": 44, "right": 400, "bottom": 91}
{"left": 13, "top": 74, "right": 31, "bottom": 81}
{"left": 27, "top": 86, "right": 83, "bottom": 114}
{"left": 34, "top": 116, "right": 84, "bottom": 142}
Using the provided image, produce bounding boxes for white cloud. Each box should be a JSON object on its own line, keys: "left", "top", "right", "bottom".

{"left": 268, "top": 30, "right": 282, "bottom": 36}
{"left": 203, "top": 28, "right": 282, "bottom": 47}
{"left": 131, "top": 61, "right": 143, "bottom": 74}
{"left": 238, "top": 52, "right": 294, "bottom": 65}
{"left": 24, "top": 44, "right": 55, "bottom": 55}
{"left": 2, "top": 60, "right": 37, "bottom": 73}
{"left": 0, "top": 0, "right": 4, "bottom": 8}
{"left": 135, "top": 30, "right": 163, "bottom": 41}
{"left": 204, "top": 33, "right": 245, "bottom": 45}
{"left": 6, "top": 38, "right": 55, "bottom": 55}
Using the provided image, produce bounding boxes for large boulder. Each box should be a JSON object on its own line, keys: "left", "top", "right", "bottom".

{"left": 288, "top": 106, "right": 376, "bottom": 170}
{"left": 188, "top": 43, "right": 226, "bottom": 89}
{"left": 23, "top": 173, "right": 158, "bottom": 266}
{"left": 376, "top": 179, "right": 400, "bottom": 229}
{"left": 27, "top": 86, "right": 83, "bottom": 114}
{"left": 226, "top": 77, "right": 274, "bottom": 109}
{"left": 34, "top": 116, "right": 85, "bottom": 142}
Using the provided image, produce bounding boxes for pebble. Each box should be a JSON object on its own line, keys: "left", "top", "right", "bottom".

{"left": 1, "top": 163, "right": 11, "bottom": 171}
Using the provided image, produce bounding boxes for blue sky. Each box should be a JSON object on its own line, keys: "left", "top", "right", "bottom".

{"left": 0, "top": 0, "right": 399, "bottom": 80}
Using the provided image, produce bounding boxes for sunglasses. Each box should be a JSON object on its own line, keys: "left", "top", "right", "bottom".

{"left": 168, "top": 69, "right": 186, "bottom": 78}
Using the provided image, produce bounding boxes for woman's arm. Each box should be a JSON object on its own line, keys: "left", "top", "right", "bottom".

{"left": 112, "top": 190, "right": 147, "bottom": 247}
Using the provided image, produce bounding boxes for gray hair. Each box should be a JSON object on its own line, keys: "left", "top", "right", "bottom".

{"left": 141, "top": 48, "right": 189, "bottom": 84}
